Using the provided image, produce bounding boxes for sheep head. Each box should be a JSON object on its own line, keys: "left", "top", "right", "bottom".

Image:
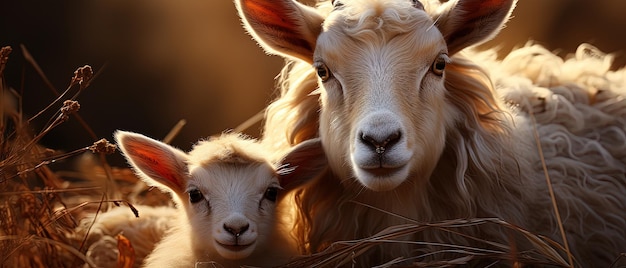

{"left": 114, "top": 131, "right": 325, "bottom": 260}
{"left": 237, "top": 0, "right": 515, "bottom": 191}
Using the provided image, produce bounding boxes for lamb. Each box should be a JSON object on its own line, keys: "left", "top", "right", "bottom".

{"left": 235, "top": 0, "right": 626, "bottom": 266}
{"left": 113, "top": 130, "right": 326, "bottom": 267}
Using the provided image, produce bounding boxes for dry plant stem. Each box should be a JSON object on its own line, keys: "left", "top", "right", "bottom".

{"left": 0, "top": 105, "right": 81, "bottom": 179}
{"left": 0, "top": 235, "right": 97, "bottom": 267}
{"left": 528, "top": 109, "right": 574, "bottom": 267}
{"left": 285, "top": 210, "right": 568, "bottom": 267}
{"left": 609, "top": 253, "right": 626, "bottom": 268}
{"left": 3, "top": 138, "right": 115, "bottom": 182}
{"left": 98, "top": 152, "right": 120, "bottom": 202}
{"left": 0, "top": 46, "right": 12, "bottom": 146}
{"left": 162, "top": 119, "right": 187, "bottom": 144}
{"left": 27, "top": 78, "right": 75, "bottom": 124}
{"left": 20, "top": 45, "right": 118, "bottom": 202}
{"left": 283, "top": 218, "right": 568, "bottom": 267}
{"left": 234, "top": 109, "right": 264, "bottom": 133}
{"left": 72, "top": 196, "right": 137, "bottom": 267}
{"left": 1, "top": 45, "right": 101, "bottom": 267}
{"left": 20, "top": 44, "right": 104, "bottom": 140}
{"left": 0, "top": 186, "right": 101, "bottom": 196}
{"left": 20, "top": 44, "right": 59, "bottom": 97}
{"left": 43, "top": 197, "right": 116, "bottom": 237}
{"left": 350, "top": 200, "right": 566, "bottom": 261}
{"left": 76, "top": 192, "right": 106, "bottom": 258}
{"left": 1, "top": 47, "right": 120, "bottom": 266}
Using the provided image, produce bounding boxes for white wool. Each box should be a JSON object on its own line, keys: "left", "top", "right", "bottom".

{"left": 236, "top": 0, "right": 626, "bottom": 266}
{"left": 74, "top": 205, "right": 178, "bottom": 268}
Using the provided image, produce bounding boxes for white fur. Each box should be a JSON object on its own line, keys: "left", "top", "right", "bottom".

{"left": 112, "top": 131, "right": 320, "bottom": 267}
{"left": 237, "top": 0, "right": 626, "bottom": 266}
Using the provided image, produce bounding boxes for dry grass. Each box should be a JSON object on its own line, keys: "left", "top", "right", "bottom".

{"left": 1, "top": 45, "right": 92, "bottom": 267}
{"left": 280, "top": 217, "right": 570, "bottom": 267}
{"left": 0, "top": 45, "right": 142, "bottom": 267}
{"left": 0, "top": 44, "right": 589, "bottom": 267}
{"left": 527, "top": 101, "right": 574, "bottom": 267}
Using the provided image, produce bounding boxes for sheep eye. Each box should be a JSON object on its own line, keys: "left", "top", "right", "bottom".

{"left": 431, "top": 54, "right": 447, "bottom": 76}
{"left": 264, "top": 187, "right": 278, "bottom": 202}
{"left": 188, "top": 189, "right": 204, "bottom": 203}
{"left": 315, "top": 63, "right": 331, "bottom": 82}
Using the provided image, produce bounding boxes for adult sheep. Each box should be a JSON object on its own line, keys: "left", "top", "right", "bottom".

{"left": 236, "top": 0, "right": 626, "bottom": 266}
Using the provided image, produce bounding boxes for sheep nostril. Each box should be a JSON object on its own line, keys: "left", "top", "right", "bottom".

{"left": 360, "top": 131, "right": 401, "bottom": 154}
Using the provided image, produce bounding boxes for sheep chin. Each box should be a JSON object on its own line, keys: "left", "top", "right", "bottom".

{"left": 353, "top": 165, "right": 410, "bottom": 192}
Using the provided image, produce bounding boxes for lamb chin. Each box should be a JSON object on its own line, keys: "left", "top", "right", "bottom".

{"left": 214, "top": 241, "right": 256, "bottom": 259}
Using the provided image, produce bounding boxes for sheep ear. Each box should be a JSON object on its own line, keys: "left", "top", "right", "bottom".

{"left": 277, "top": 138, "right": 327, "bottom": 193}
{"left": 114, "top": 131, "right": 188, "bottom": 194}
{"left": 236, "top": 0, "right": 324, "bottom": 63}
{"left": 435, "top": 0, "right": 516, "bottom": 55}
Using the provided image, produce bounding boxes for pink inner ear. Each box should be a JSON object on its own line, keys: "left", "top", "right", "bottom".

{"left": 460, "top": 0, "right": 511, "bottom": 18}
{"left": 240, "top": 0, "right": 317, "bottom": 61}
{"left": 128, "top": 142, "right": 184, "bottom": 191}
{"left": 480, "top": 0, "right": 508, "bottom": 8}
{"left": 243, "top": 1, "right": 297, "bottom": 32}
{"left": 440, "top": 0, "right": 513, "bottom": 55}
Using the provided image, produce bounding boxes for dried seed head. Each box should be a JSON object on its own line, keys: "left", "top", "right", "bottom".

{"left": 0, "top": 46, "right": 12, "bottom": 74}
{"left": 89, "top": 138, "right": 117, "bottom": 154}
{"left": 60, "top": 100, "right": 80, "bottom": 115}
{"left": 72, "top": 65, "right": 93, "bottom": 88}
{"left": 0, "top": 46, "right": 11, "bottom": 58}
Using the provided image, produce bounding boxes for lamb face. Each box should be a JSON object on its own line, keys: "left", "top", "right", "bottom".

{"left": 184, "top": 162, "right": 281, "bottom": 260}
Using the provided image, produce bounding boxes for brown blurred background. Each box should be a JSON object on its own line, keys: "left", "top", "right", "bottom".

{"left": 1, "top": 0, "right": 625, "bottom": 166}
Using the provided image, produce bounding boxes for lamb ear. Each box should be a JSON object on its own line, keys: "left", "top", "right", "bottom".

{"left": 236, "top": 0, "right": 324, "bottom": 63}
{"left": 435, "top": 0, "right": 516, "bottom": 55}
{"left": 114, "top": 130, "right": 188, "bottom": 195}
{"left": 277, "top": 138, "right": 327, "bottom": 193}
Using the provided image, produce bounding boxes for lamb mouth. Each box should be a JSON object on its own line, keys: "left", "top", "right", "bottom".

{"left": 216, "top": 241, "right": 253, "bottom": 252}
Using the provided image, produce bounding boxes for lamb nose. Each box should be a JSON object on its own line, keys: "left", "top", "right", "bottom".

{"left": 223, "top": 223, "right": 250, "bottom": 237}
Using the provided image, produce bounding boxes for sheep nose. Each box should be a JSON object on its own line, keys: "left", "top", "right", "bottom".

{"left": 223, "top": 223, "right": 250, "bottom": 237}
{"left": 360, "top": 131, "right": 401, "bottom": 155}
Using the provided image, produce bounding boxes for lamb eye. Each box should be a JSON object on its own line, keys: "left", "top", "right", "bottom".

{"left": 332, "top": 0, "right": 343, "bottom": 8}
{"left": 264, "top": 187, "right": 278, "bottom": 202}
{"left": 188, "top": 189, "right": 204, "bottom": 203}
{"left": 315, "top": 63, "right": 331, "bottom": 82}
{"left": 431, "top": 54, "right": 447, "bottom": 76}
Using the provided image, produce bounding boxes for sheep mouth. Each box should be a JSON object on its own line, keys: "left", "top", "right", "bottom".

{"left": 361, "top": 167, "right": 403, "bottom": 177}
{"left": 216, "top": 241, "right": 253, "bottom": 252}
